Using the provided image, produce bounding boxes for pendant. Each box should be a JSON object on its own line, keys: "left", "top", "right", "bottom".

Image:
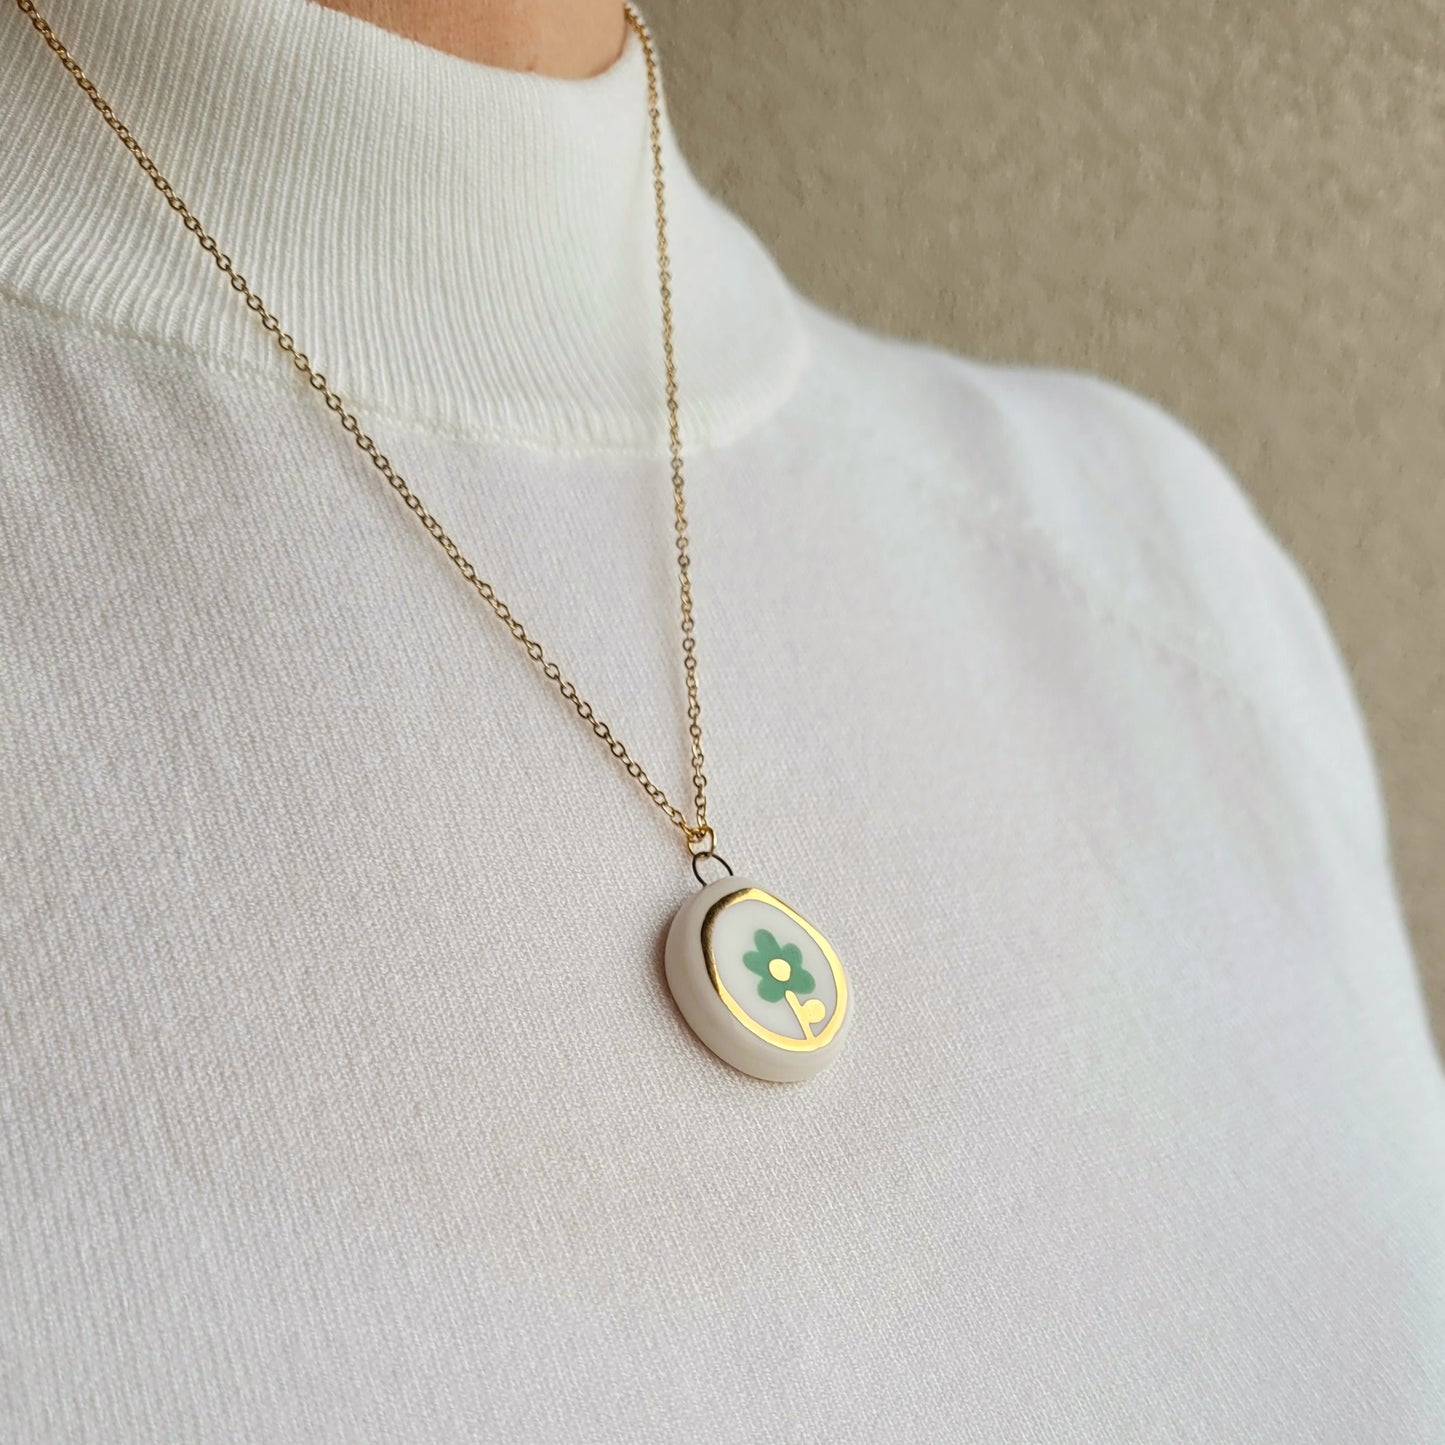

{"left": 665, "top": 875, "right": 852, "bottom": 1082}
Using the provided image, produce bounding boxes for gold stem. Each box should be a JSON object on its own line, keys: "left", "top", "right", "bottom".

{"left": 784, "top": 990, "right": 815, "bottom": 1042}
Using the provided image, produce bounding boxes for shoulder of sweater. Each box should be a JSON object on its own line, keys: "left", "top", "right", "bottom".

{"left": 795, "top": 299, "right": 1392, "bottom": 869}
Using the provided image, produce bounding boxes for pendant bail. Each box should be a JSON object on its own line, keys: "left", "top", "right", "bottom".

{"left": 691, "top": 847, "right": 734, "bottom": 888}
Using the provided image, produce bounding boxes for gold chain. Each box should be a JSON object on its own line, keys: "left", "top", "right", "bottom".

{"left": 13, "top": 0, "right": 716, "bottom": 855}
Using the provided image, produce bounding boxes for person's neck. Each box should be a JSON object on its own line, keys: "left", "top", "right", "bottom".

{"left": 311, "top": 0, "right": 627, "bottom": 77}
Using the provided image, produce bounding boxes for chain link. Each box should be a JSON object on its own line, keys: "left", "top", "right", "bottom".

{"left": 13, "top": 0, "right": 715, "bottom": 852}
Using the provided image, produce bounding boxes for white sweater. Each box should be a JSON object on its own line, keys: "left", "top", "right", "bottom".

{"left": 2, "top": 2, "right": 1442, "bottom": 1440}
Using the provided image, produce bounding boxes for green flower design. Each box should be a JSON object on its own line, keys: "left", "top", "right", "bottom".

{"left": 743, "top": 928, "right": 815, "bottom": 1003}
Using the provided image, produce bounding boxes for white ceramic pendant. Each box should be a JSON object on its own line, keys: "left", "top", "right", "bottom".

{"left": 665, "top": 876, "right": 852, "bottom": 1082}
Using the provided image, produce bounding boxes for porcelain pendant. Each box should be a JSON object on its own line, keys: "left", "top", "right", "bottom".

{"left": 665, "top": 876, "right": 851, "bottom": 1082}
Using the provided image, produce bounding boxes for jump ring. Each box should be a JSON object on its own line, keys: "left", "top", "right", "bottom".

{"left": 691, "top": 848, "right": 734, "bottom": 888}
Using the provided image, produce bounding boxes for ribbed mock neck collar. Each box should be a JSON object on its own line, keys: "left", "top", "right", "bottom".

{"left": 1, "top": 0, "right": 807, "bottom": 449}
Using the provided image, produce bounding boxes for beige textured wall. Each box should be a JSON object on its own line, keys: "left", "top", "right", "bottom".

{"left": 645, "top": 0, "right": 1445, "bottom": 1038}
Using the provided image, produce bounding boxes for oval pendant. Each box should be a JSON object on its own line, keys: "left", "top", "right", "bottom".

{"left": 665, "top": 876, "right": 852, "bottom": 1082}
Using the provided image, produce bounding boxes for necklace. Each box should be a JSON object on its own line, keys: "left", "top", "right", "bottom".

{"left": 16, "top": 0, "right": 852, "bottom": 1083}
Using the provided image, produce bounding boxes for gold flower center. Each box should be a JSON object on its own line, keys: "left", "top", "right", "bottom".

{"left": 768, "top": 957, "right": 792, "bottom": 982}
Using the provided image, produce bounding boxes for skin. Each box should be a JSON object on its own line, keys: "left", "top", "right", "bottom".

{"left": 311, "top": 0, "right": 628, "bottom": 77}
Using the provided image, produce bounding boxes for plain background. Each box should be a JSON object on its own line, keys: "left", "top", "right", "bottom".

{"left": 645, "top": 0, "right": 1445, "bottom": 1045}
